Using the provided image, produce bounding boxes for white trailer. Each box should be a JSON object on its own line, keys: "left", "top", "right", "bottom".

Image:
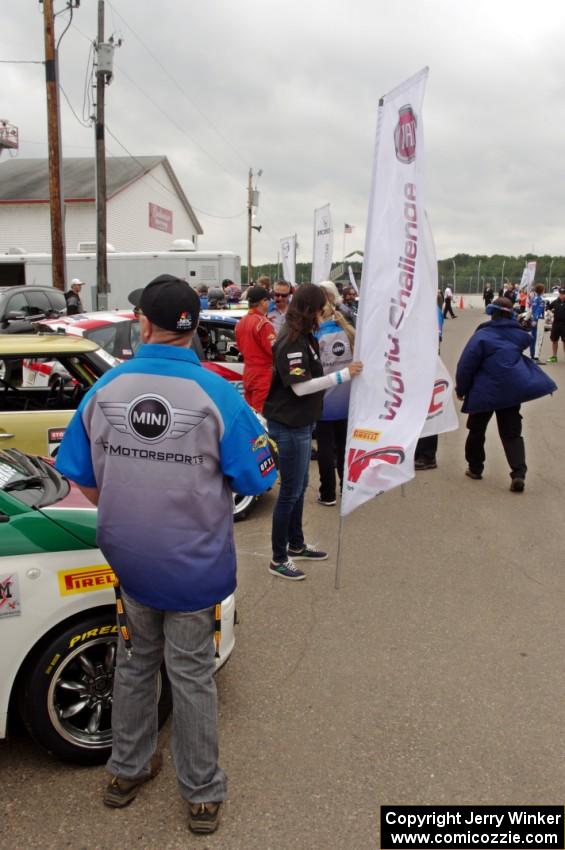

{"left": 0, "top": 248, "right": 241, "bottom": 311}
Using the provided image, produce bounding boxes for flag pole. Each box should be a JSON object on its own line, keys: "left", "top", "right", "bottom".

{"left": 334, "top": 509, "right": 346, "bottom": 589}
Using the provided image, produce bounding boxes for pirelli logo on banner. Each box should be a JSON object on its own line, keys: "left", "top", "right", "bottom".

{"left": 58, "top": 565, "right": 116, "bottom": 596}
{"left": 352, "top": 429, "right": 381, "bottom": 443}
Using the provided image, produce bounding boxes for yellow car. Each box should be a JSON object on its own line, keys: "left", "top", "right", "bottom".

{"left": 0, "top": 334, "right": 118, "bottom": 456}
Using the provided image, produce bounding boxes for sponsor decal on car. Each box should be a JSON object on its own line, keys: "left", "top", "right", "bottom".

{"left": 48, "top": 427, "right": 66, "bottom": 457}
{"left": 57, "top": 564, "right": 116, "bottom": 596}
{"left": 0, "top": 574, "right": 21, "bottom": 618}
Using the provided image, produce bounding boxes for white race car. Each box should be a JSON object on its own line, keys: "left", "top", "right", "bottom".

{"left": 0, "top": 448, "right": 235, "bottom": 764}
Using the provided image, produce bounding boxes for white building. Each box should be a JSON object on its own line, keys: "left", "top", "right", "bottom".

{"left": 0, "top": 156, "right": 202, "bottom": 254}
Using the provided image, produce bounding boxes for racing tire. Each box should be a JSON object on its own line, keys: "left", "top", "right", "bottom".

{"left": 20, "top": 610, "right": 172, "bottom": 765}
{"left": 232, "top": 491, "right": 259, "bottom": 522}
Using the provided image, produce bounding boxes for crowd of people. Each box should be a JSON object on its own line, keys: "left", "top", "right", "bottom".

{"left": 54, "top": 272, "right": 559, "bottom": 835}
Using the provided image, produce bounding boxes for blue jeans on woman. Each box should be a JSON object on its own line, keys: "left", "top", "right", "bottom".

{"left": 267, "top": 421, "right": 312, "bottom": 563}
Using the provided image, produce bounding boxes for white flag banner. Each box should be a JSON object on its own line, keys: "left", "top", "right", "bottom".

{"left": 280, "top": 235, "right": 296, "bottom": 284}
{"left": 341, "top": 67, "right": 437, "bottom": 517}
{"left": 420, "top": 357, "right": 459, "bottom": 438}
{"left": 519, "top": 261, "right": 536, "bottom": 290}
{"left": 347, "top": 265, "right": 359, "bottom": 294}
{"left": 312, "top": 204, "right": 333, "bottom": 283}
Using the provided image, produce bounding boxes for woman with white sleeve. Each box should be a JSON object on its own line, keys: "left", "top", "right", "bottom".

{"left": 263, "top": 284, "right": 363, "bottom": 581}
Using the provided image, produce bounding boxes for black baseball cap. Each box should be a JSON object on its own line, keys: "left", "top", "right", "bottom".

{"left": 247, "top": 285, "right": 270, "bottom": 306}
{"left": 559, "top": 287, "right": 565, "bottom": 294}
{"left": 128, "top": 275, "right": 200, "bottom": 332}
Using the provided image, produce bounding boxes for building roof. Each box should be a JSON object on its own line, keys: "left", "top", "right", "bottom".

{"left": 0, "top": 156, "right": 203, "bottom": 234}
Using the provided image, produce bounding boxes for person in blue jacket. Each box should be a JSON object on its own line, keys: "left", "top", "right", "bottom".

{"left": 455, "top": 297, "right": 557, "bottom": 492}
{"left": 56, "top": 274, "right": 276, "bottom": 835}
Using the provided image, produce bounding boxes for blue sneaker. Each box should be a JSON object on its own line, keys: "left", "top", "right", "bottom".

{"left": 268, "top": 558, "right": 306, "bottom": 580}
{"left": 288, "top": 545, "right": 328, "bottom": 561}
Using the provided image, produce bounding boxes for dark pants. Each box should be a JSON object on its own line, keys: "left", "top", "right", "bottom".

{"left": 443, "top": 297, "right": 456, "bottom": 318}
{"left": 267, "top": 421, "right": 312, "bottom": 563}
{"left": 415, "top": 434, "right": 438, "bottom": 463}
{"left": 316, "top": 418, "right": 347, "bottom": 501}
{"left": 465, "top": 406, "right": 527, "bottom": 479}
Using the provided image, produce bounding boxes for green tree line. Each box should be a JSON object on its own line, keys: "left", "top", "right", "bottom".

{"left": 242, "top": 254, "right": 564, "bottom": 293}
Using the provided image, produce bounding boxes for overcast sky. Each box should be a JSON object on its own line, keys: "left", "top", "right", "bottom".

{"left": 2, "top": 0, "right": 565, "bottom": 265}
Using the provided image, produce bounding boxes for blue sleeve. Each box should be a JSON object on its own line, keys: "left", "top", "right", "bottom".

{"left": 455, "top": 335, "right": 484, "bottom": 398}
{"left": 54, "top": 404, "right": 96, "bottom": 487}
{"left": 220, "top": 403, "right": 277, "bottom": 495}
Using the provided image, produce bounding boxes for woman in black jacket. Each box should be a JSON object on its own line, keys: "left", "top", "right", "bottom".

{"left": 263, "top": 284, "right": 362, "bottom": 580}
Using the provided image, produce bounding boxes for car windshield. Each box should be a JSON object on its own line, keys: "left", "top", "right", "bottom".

{"left": 0, "top": 448, "right": 69, "bottom": 508}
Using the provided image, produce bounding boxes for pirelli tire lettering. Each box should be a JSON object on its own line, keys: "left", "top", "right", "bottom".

{"left": 19, "top": 610, "right": 172, "bottom": 764}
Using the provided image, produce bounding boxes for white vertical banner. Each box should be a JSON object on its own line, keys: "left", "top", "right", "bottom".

{"left": 519, "top": 261, "right": 536, "bottom": 290}
{"left": 312, "top": 204, "right": 333, "bottom": 283}
{"left": 347, "top": 265, "right": 359, "bottom": 294}
{"left": 420, "top": 357, "right": 459, "bottom": 438}
{"left": 280, "top": 235, "right": 296, "bottom": 284}
{"left": 341, "top": 67, "right": 437, "bottom": 517}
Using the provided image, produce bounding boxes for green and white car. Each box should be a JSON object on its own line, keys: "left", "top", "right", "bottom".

{"left": 0, "top": 448, "right": 236, "bottom": 764}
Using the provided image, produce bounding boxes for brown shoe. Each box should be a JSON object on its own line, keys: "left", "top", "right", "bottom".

{"left": 103, "top": 752, "right": 163, "bottom": 808}
{"left": 188, "top": 801, "right": 222, "bottom": 834}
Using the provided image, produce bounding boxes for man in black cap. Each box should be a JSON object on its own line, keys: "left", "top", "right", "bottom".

{"left": 235, "top": 284, "right": 276, "bottom": 413}
{"left": 55, "top": 274, "right": 276, "bottom": 834}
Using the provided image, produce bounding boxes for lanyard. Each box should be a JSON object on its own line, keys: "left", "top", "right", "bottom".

{"left": 113, "top": 577, "right": 133, "bottom": 659}
{"left": 114, "top": 576, "right": 221, "bottom": 661}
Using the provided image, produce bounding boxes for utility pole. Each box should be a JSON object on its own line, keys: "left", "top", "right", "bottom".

{"left": 95, "top": 0, "right": 108, "bottom": 309}
{"left": 246, "top": 168, "right": 262, "bottom": 286}
{"left": 42, "top": 0, "right": 66, "bottom": 292}
{"left": 246, "top": 169, "right": 253, "bottom": 286}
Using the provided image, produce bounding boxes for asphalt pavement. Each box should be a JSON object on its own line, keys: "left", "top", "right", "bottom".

{"left": 1, "top": 308, "right": 564, "bottom": 850}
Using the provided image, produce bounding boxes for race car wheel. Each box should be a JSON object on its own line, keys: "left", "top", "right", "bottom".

{"left": 20, "top": 611, "right": 172, "bottom": 765}
{"left": 232, "top": 492, "right": 258, "bottom": 522}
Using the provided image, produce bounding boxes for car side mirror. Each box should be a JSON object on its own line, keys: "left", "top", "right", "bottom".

{"left": 0, "top": 512, "right": 10, "bottom": 523}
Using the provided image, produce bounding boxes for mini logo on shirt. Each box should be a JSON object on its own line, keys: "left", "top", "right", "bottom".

{"left": 287, "top": 352, "right": 303, "bottom": 359}
{"left": 331, "top": 340, "right": 346, "bottom": 357}
{"left": 130, "top": 397, "right": 170, "bottom": 441}
{"left": 99, "top": 395, "right": 207, "bottom": 444}
{"left": 289, "top": 367, "right": 305, "bottom": 376}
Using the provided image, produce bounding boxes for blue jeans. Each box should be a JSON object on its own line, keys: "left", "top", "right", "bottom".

{"left": 268, "top": 420, "right": 312, "bottom": 563}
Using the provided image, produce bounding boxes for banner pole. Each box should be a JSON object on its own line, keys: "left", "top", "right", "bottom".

{"left": 334, "top": 510, "right": 346, "bottom": 589}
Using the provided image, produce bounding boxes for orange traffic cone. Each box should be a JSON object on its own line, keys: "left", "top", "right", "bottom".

{"left": 459, "top": 295, "right": 465, "bottom": 309}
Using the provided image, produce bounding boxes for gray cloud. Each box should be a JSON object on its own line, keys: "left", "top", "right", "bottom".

{"left": 2, "top": 0, "right": 565, "bottom": 264}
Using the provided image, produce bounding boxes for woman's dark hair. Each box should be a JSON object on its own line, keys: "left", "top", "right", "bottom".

{"left": 283, "top": 283, "right": 327, "bottom": 341}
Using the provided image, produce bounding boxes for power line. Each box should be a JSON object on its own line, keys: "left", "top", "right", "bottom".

{"left": 105, "top": 0, "right": 249, "bottom": 170}
{"left": 0, "top": 59, "right": 44, "bottom": 64}
{"left": 59, "top": 83, "right": 91, "bottom": 128}
{"left": 71, "top": 19, "right": 240, "bottom": 185}
{"left": 105, "top": 124, "right": 245, "bottom": 220}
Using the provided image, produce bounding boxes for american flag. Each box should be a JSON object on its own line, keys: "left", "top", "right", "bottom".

{"left": 344, "top": 223, "right": 354, "bottom": 234}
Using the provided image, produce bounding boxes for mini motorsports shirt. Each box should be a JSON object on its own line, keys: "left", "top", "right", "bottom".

{"left": 56, "top": 344, "right": 277, "bottom": 611}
